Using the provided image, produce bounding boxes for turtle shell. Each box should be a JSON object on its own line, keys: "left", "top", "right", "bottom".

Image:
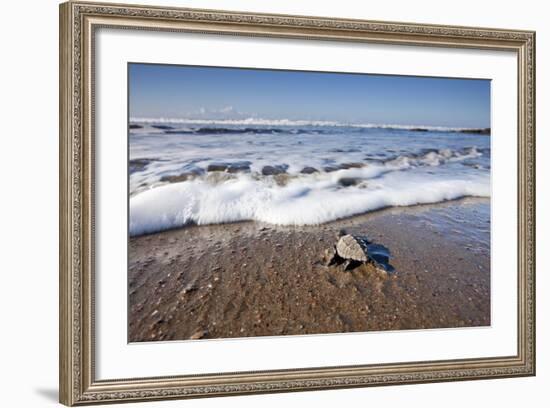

{"left": 336, "top": 234, "right": 369, "bottom": 262}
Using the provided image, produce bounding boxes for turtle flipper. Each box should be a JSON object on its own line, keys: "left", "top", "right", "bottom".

{"left": 343, "top": 259, "right": 362, "bottom": 271}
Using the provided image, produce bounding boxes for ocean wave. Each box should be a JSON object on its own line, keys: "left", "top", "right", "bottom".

{"left": 129, "top": 120, "right": 491, "bottom": 235}
{"left": 129, "top": 167, "right": 490, "bottom": 236}
{"left": 129, "top": 117, "right": 490, "bottom": 134}
{"left": 130, "top": 117, "right": 341, "bottom": 127}
{"left": 382, "top": 147, "right": 484, "bottom": 167}
{"left": 130, "top": 147, "right": 485, "bottom": 182}
{"left": 162, "top": 127, "right": 321, "bottom": 135}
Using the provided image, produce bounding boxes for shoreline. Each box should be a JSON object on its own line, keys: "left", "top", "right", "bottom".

{"left": 128, "top": 197, "right": 490, "bottom": 342}
{"left": 129, "top": 195, "right": 490, "bottom": 239}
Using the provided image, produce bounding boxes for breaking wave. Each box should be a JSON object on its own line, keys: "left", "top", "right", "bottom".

{"left": 130, "top": 117, "right": 490, "bottom": 134}
{"left": 129, "top": 170, "right": 489, "bottom": 236}
{"left": 129, "top": 146, "right": 490, "bottom": 236}
{"left": 128, "top": 121, "right": 491, "bottom": 236}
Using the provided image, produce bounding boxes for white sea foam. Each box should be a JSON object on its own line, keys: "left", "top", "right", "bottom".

{"left": 128, "top": 122, "right": 491, "bottom": 236}
{"left": 130, "top": 117, "right": 342, "bottom": 127}
{"left": 129, "top": 117, "right": 486, "bottom": 133}
{"left": 129, "top": 169, "right": 490, "bottom": 236}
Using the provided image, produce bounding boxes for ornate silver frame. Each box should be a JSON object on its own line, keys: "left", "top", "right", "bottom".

{"left": 59, "top": 1, "right": 536, "bottom": 405}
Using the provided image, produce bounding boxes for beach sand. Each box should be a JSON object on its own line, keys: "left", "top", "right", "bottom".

{"left": 128, "top": 197, "right": 490, "bottom": 342}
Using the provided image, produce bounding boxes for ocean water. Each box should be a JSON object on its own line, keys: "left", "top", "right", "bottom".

{"left": 128, "top": 119, "right": 490, "bottom": 236}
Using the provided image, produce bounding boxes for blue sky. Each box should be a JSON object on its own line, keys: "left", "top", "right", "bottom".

{"left": 129, "top": 63, "right": 490, "bottom": 128}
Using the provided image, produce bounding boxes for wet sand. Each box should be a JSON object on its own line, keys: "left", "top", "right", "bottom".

{"left": 128, "top": 198, "right": 490, "bottom": 342}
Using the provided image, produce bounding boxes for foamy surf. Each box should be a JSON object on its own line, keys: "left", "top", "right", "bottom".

{"left": 129, "top": 169, "right": 490, "bottom": 236}
{"left": 130, "top": 117, "right": 489, "bottom": 133}
{"left": 129, "top": 121, "right": 491, "bottom": 236}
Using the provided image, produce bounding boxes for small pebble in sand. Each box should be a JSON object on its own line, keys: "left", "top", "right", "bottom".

{"left": 180, "top": 283, "right": 198, "bottom": 295}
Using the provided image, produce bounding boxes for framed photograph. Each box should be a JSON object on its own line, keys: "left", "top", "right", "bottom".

{"left": 59, "top": 1, "right": 536, "bottom": 405}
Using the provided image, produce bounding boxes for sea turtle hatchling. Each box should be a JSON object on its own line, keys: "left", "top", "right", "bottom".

{"left": 326, "top": 234, "right": 392, "bottom": 272}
